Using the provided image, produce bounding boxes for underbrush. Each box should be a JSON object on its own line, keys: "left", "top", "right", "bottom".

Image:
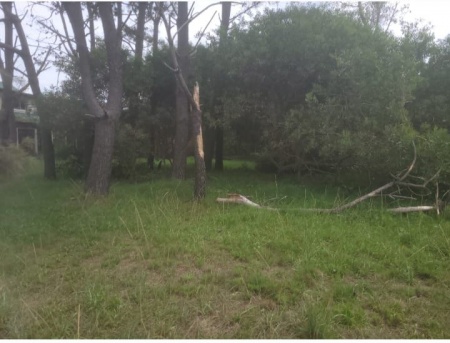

{"left": 0, "top": 161, "right": 449, "bottom": 338}
{"left": 0, "top": 145, "right": 28, "bottom": 178}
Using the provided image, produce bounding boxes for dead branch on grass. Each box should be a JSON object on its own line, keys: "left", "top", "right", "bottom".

{"left": 216, "top": 143, "right": 446, "bottom": 215}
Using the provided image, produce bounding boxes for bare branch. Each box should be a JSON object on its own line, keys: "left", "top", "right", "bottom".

{"left": 216, "top": 194, "right": 277, "bottom": 210}
{"left": 162, "top": 61, "right": 178, "bottom": 73}
{"left": 229, "top": 2, "right": 259, "bottom": 24}
{"left": 0, "top": 42, "right": 23, "bottom": 56}
{"left": 173, "top": 2, "right": 222, "bottom": 39}
{"left": 387, "top": 206, "right": 436, "bottom": 214}
{"left": 190, "top": 10, "right": 217, "bottom": 54}
{"left": 59, "top": 4, "right": 77, "bottom": 56}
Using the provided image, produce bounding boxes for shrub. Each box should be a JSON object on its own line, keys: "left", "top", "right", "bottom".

{"left": 56, "top": 154, "right": 84, "bottom": 179}
{"left": 0, "top": 145, "right": 27, "bottom": 178}
{"left": 55, "top": 145, "right": 84, "bottom": 179}
{"left": 113, "top": 124, "right": 148, "bottom": 179}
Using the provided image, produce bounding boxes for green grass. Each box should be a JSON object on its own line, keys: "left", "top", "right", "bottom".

{"left": 1, "top": 159, "right": 449, "bottom": 338}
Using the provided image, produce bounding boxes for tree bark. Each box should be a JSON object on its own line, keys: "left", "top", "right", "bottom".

{"left": 204, "top": 126, "right": 215, "bottom": 171}
{"left": 172, "top": 2, "right": 190, "bottom": 180}
{"left": 0, "top": 2, "right": 15, "bottom": 145}
{"left": 213, "top": 2, "right": 231, "bottom": 171}
{"left": 152, "top": 7, "right": 160, "bottom": 55}
{"left": 86, "top": 3, "right": 96, "bottom": 52}
{"left": 135, "top": 2, "right": 147, "bottom": 60}
{"left": 85, "top": 119, "right": 116, "bottom": 194}
{"left": 128, "top": 2, "right": 147, "bottom": 125}
{"left": 65, "top": 2, "right": 124, "bottom": 195}
{"left": 192, "top": 83, "right": 206, "bottom": 199}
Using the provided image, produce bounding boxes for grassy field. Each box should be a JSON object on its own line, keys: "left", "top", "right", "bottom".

{"left": 1, "top": 158, "right": 449, "bottom": 338}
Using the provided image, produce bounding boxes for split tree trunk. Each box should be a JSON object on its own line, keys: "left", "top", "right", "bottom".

{"left": 192, "top": 83, "right": 206, "bottom": 199}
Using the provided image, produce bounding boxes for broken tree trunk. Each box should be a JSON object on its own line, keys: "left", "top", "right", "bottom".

{"left": 192, "top": 83, "right": 206, "bottom": 200}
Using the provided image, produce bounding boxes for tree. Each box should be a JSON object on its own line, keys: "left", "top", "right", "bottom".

{"left": 160, "top": 2, "right": 206, "bottom": 198}
{"left": 338, "top": 1, "right": 408, "bottom": 33}
{"left": 0, "top": 1, "right": 15, "bottom": 146}
{"left": 63, "top": 2, "right": 124, "bottom": 195}
{"left": 0, "top": 2, "right": 56, "bottom": 179}
{"left": 216, "top": 6, "right": 421, "bottom": 182}
{"left": 212, "top": 2, "right": 231, "bottom": 172}
{"left": 171, "top": 2, "right": 191, "bottom": 180}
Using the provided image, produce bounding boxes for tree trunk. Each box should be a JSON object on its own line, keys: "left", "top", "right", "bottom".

{"left": 65, "top": 2, "right": 123, "bottom": 195}
{"left": 82, "top": 119, "right": 94, "bottom": 178}
{"left": 214, "top": 126, "right": 224, "bottom": 170}
{"left": 86, "top": 3, "right": 96, "bottom": 52}
{"left": 204, "top": 126, "right": 215, "bottom": 171}
{"left": 41, "top": 127, "right": 56, "bottom": 178}
{"left": 85, "top": 118, "right": 116, "bottom": 195}
{"left": 152, "top": 10, "right": 160, "bottom": 55}
{"left": 2, "top": 3, "right": 56, "bottom": 178}
{"left": 127, "top": 2, "right": 147, "bottom": 125}
{"left": 213, "top": 2, "right": 231, "bottom": 171}
{"left": 192, "top": 83, "right": 206, "bottom": 199}
{"left": 172, "top": 2, "right": 190, "bottom": 180}
{"left": 0, "top": 5, "right": 15, "bottom": 145}
{"left": 135, "top": 2, "right": 147, "bottom": 60}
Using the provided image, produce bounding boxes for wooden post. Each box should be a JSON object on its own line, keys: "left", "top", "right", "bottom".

{"left": 34, "top": 128, "right": 38, "bottom": 154}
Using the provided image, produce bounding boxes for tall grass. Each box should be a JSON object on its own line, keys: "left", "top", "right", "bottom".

{"left": 0, "top": 160, "right": 449, "bottom": 338}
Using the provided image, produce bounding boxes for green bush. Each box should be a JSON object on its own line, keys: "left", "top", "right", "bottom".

{"left": 56, "top": 154, "right": 84, "bottom": 179}
{"left": 0, "top": 145, "right": 27, "bottom": 178}
{"left": 113, "top": 124, "right": 148, "bottom": 179}
{"left": 55, "top": 145, "right": 84, "bottom": 179}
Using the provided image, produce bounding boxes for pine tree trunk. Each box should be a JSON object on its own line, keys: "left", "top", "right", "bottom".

{"left": 213, "top": 2, "right": 231, "bottom": 171}
{"left": 82, "top": 119, "right": 94, "bottom": 178}
{"left": 0, "top": 2, "right": 16, "bottom": 146}
{"left": 85, "top": 118, "right": 116, "bottom": 195}
{"left": 204, "top": 126, "right": 215, "bottom": 171}
{"left": 41, "top": 128, "right": 56, "bottom": 179}
{"left": 171, "top": 2, "right": 190, "bottom": 180}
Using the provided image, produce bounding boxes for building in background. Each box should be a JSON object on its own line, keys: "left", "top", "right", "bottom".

{"left": 0, "top": 82, "right": 39, "bottom": 154}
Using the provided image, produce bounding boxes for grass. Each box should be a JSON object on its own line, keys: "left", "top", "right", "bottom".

{"left": 1, "top": 158, "right": 449, "bottom": 338}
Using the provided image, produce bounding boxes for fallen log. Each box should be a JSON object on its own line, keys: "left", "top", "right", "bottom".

{"left": 216, "top": 193, "right": 277, "bottom": 211}
{"left": 387, "top": 206, "right": 436, "bottom": 214}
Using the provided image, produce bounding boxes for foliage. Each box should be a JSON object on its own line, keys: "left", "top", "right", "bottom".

{"left": 112, "top": 123, "right": 148, "bottom": 179}
{"left": 45, "top": 4, "right": 450, "bottom": 188}
{"left": 202, "top": 6, "right": 428, "bottom": 182}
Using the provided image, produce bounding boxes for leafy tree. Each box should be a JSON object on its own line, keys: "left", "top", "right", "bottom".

{"left": 218, "top": 6, "right": 422, "bottom": 181}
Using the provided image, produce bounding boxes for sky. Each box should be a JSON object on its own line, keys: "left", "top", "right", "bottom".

{"left": 3, "top": 1, "right": 450, "bottom": 92}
